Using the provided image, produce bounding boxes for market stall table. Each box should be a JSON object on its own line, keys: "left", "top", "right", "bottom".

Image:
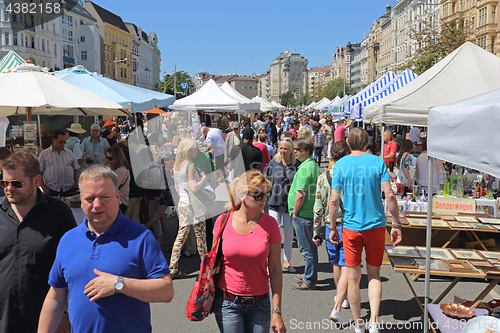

{"left": 386, "top": 198, "right": 498, "bottom": 217}
{"left": 427, "top": 304, "right": 488, "bottom": 333}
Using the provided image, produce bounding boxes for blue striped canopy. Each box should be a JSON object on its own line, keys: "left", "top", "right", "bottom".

{"left": 345, "top": 71, "right": 396, "bottom": 120}
{"left": 351, "top": 69, "right": 418, "bottom": 120}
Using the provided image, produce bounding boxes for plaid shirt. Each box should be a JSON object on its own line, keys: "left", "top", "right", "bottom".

{"left": 313, "top": 131, "right": 325, "bottom": 148}
{"left": 313, "top": 169, "right": 343, "bottom": 235}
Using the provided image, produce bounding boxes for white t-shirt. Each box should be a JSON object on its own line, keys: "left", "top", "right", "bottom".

{"left": 206, "top": 128, "right": 225, "bottom": 157}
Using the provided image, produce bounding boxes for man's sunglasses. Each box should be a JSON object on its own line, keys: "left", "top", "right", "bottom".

{"left": 105, "top": 156, "right": 114, "bottom": 161}
{"left": 248, "top": 191, "right": 270, "bottom": 201}
{"left": 0, "top": 180, "right": 24, "bottom": 188}
{"left": 294, "top": 147, "right": 304, "bottom": 152}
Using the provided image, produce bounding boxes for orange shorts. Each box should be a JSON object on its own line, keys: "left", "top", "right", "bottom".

{"left": 342, "top": 227, "right": 386, "bottom": 267}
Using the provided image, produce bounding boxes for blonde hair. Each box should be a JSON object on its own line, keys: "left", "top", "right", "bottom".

{"left": 298, "top": 127, "right": 311, "bottom": 139}
{"left": 174, "top": 138, "right": 197, "bottom": 171}
{"left": 274, "top": 139, "right": 296, "bottom": 165}
{"left": 227, "top": 171, "right": 271, "bottom": 212}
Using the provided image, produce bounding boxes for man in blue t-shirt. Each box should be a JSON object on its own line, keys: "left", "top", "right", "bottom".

{"left": 328, "top": 128, "right": 401, "bottom": 333}
{"left": 38, "top": 165, "right": 173, "bottom": 333}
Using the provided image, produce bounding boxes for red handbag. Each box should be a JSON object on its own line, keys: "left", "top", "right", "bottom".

{"left": 186, "top": 212, "right": 230, "bottom": 321}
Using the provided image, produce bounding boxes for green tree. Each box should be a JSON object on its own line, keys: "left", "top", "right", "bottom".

{"left": 320, "top": 78, "right": 354, "bottom": 99}
{"left": 280, "top": 91, "right": 296, "bottom": 107}
{"left": 297, "top": 93, "right": 314, "bottom": 107}
{"left": 161, "top": 71, "right": 194, "bottom": 96}
{"left": 398, "top": 19, "right": 468, "bottom": 74}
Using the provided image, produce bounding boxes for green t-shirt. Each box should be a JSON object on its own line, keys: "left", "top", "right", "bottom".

{"left": 191, "top": 152, "right": 215, "bottom": 181}
{"left": 288, "top": 157, "right": 320, "bottom": 218}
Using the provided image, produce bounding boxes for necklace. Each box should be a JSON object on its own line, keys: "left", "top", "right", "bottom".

{"left": 248, "top": 222, "right": 257, "bottom": 233}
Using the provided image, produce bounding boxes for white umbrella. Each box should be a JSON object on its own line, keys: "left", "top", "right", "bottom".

{"left": 0, "top": 63, "right": 128, "bottom": 118}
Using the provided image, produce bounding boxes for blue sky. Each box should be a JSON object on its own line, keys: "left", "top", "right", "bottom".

{"left": 91, "top": 0, "right": 398, "bottom": 77}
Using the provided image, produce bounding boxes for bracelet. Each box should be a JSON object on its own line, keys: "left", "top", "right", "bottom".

{"left": 392, "top": 223, "right": 402, "bottom": 229}
{"left": 329, "top": 226, "right": 336, "bottom": 231}
{"left": 273, "top": 308, "right": 283, "bottom": 316}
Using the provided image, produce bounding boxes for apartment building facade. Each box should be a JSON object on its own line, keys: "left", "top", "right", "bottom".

{"left": 308, "top": 66, "right": 331, "bottom": 98}
{"left": 270, "top": 50, "right": 308, "bottom": 101}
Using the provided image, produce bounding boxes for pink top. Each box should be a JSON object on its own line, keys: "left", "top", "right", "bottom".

{"left": 213, "top": 212, "right": 281, "bottom": 296}
{"left": 334, "top": 125, "right": 346, "bottom": 142}
{"left": 252, "top": 142, "right": 270, "bottom": 168}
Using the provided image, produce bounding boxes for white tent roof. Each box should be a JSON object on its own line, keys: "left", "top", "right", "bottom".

{"left": 364, "top": 42, "right": 500, "bottom": 126}
{"left": 220, "top": 82, "right": 260, "bottom": 110}
{"left": 324, "top": 96, "right": 341, "bottom": 108}
{"left": 169, "top": 79, "right": 244, "bottom": 110}
{"left": 252, "top": 96, "right": 277, "bottom": 112}
{"left": 428, "top": 88, "right": 500, "bottom": 179}
{"left": 271, "top": 100, "right": 285, "bottom": 109}
{"left": 313, "top": 98, "right": 331, "bottom": 110}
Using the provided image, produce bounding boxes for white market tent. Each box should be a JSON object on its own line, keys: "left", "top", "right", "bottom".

{"left": 350, "top": 68, "right": 418, "bottom": 120}
{"left": 252, "top": 96, "right": 277, "bottom": 112}
{"left": 271, "top": 100, "right": 286, "bottom": 110}
{"left": 313, "top": 98, "right": 331, "bottom": 110}
{"left": 346, "top": 71, "right": 396, "bottom": 120}
{"left": 220, "top": 82, "right": 260, "bottom": 110}
{"left": 310, "top": 97, "right": 329, "bottom": 109}
{"left": 305, "top": 101, "right": 316, "bottom": 110}
{"left": 428, "top": 88, "right": 500, "bottom": 179}
{"left": 169, "top": 79, "right": 246, "bottom": 111}
{"left": 324, "top": 96, "right": 341, "bottom": 109}
{"left": 363, "top": 42, "right": 500, "bottom": 126}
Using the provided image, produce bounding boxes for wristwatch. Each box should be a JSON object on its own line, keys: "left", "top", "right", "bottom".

{"left": 114, "top": 276, "right": 124, "bottom": 293}
{"left": 273, "top": 308, "right": 283, "bottom": 316}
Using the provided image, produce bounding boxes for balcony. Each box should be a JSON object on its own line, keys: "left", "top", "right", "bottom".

{"left": 63, "top": 56, "right": 75, "bottom": 64}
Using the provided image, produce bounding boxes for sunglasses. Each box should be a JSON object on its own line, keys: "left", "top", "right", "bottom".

{"left": 105, "top": 156, "right": 114, "bottom": 161}
{"left": 294, "top": 147, "right": 304, "bottom": 152}
{"left": 248, "top": 191, "right": 270, "bottom": 201}
{"left": 0, "top": 179, "right": 24, "bottom": 188}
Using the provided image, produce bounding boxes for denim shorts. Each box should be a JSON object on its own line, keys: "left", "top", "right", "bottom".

{"left": 213, "top": 295, "right": 271, "bottom": 333}
{"left": 325, "top": 225, "right": 346, "bottom": 266}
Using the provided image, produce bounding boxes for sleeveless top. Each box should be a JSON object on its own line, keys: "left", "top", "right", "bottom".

{"left": 174, "top": 162, "right": 189, "bottom": 204}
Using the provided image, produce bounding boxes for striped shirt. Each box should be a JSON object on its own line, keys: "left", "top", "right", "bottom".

{"left": 38, "top": 146, "right": 79, "bottom": 192}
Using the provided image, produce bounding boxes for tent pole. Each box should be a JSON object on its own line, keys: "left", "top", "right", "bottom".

{"left": 37, "top": 115, "right": 42, "bottom": 154}
{"left": 381, "top": 124, "right": 385, "bottom": 158}
{"left": 423, "top": 157, "right": 435, "bottom": 333}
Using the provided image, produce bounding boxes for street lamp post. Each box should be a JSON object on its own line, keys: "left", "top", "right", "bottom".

{"left": 113, "top": 57, "right": 128, "bottom": 82}
{"left": 162, "top": 65, "right": 177, "bottom": 96}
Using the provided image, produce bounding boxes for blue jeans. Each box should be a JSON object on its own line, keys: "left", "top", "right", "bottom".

{"left": 213, "top": 295, "right": 271, "bottom": 333}
{"left": 313, "top": 146, "right": 323, "bottom": 166}
{"left": 292, "top": 216, "right": 318, "bottom": 287}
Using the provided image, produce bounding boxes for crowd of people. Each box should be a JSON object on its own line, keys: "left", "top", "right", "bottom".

{"left": 0, "top": 109, "right": 407, "bottom": 333}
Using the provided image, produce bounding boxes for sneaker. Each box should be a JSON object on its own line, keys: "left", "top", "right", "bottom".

{"left": 334, "top": 296, "right": 350, "bottom": 309}
{"left": 354, "top": 327, "right": 366, "bottom": 333}
{"left": 367, "top": 322, "right": 380, "bottom": 333}
{"left": 329, "top": 309, "right": 346, "bottom": 324}
{"left": 295, "top": 275, "right": 304, "bottom": 282}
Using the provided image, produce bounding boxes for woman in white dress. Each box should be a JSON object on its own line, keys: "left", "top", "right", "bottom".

{"left": 170, "top": 138, "right": 208, "bottom": 279}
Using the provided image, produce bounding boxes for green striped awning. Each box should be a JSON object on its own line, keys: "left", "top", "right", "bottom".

{"left": 0, "top": 50, "right": 26, "bottom": 73}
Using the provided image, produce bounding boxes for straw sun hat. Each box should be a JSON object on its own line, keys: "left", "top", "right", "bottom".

{"left": 66, "top": 123, "right": 86, "bottom": 134}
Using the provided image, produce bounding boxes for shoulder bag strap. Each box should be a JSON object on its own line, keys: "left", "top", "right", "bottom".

{"left": 326, "top": 170, "right": 344, "bottom": 214}
{"left": 118, "top": 174, "right": 129, "bottom": 190}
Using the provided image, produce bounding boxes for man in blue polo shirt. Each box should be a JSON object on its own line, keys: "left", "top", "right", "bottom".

{"left": 38, "top": 165, "right": 174, "bottom": 333}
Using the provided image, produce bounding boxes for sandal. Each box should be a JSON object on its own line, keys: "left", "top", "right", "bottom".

{"left": 170, "top": 271, "right": 186, "bottom": 279}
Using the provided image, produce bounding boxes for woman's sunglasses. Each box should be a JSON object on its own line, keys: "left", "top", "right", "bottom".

{"left": 248, "top": 191, "right": 270, "bottom": 201}
{"left": 0, "top": 180, "right": 24, "bottom": 188}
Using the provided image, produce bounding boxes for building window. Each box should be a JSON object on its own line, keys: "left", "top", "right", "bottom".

{"left": 492, "top": 36, "right": 496, "bottom": 53}
{"left": 81, "top": 51, "right": 87, "bottom": 60}
{"left": 12, "top": 14, "right": 17, "bottom": 22}
{"left": 62, "top": 28, "right": 73, "bottom": 42}
{"left": 4, "top": 32, "right": 9, "bottom": 45}
{"left": 53, "top": 23, "right": 56, "bottom": 34}
{"left": 54, "top": 43, "right": 57, "bottom": 55}
{"left": 472, "top": 16, "right": 475, "bottom": 30}
{"left": 80, "top": 36, "right": 85, "bottom": 42}
{"left": 13, "top": 33, "right": 17, "bottom": 46}
{"left": 41, "top": 39, "right": 45, "bottom": 51}
{"left": 4, "top": 11, "right": 8, "bottom": 22}
{"left": 62, "top": 14, "right": 73, "bottom": 27}
{"left": 493, "top": 7, "right": 497, "bottom": 24}
{"left": 63, "top": 44, "right": 73, "bottom": 57}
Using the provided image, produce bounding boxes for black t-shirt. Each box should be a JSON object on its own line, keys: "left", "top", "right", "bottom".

{"left": 101, "top": 129, "right": 117, "bottom": 146}
{"left": 229, "top": 143, "right": 263, "bottom": 178}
